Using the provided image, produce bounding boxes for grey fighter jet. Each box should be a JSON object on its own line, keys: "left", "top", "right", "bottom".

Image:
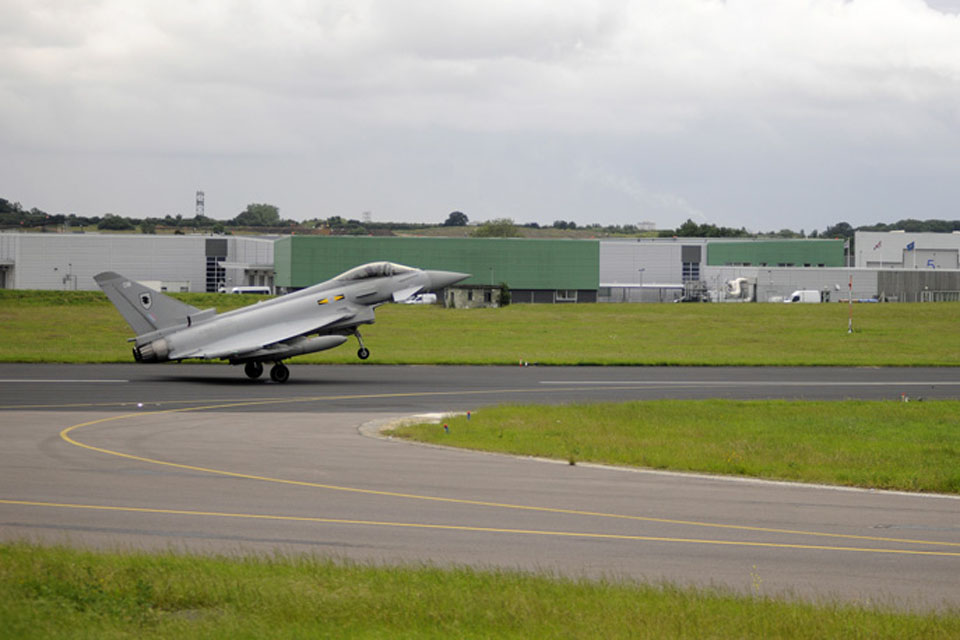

{"left": 95, "top": 262, "right": 469, "bottom": 382}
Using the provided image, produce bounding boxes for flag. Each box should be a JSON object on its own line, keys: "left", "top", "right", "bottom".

{"left": 906, "top": 241, "right": 915, "bottom": 251}
{"left": 873, "top": 240, "right": 882, "bottom": 250}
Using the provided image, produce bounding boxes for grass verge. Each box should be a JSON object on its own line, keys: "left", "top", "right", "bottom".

{"left": 1, "top": 289, "right": 959, "bottom": 365}
{"left": 389, "top": 399, "right": 960, "bottom": 494}
{"left": 1, "top": 543, "right": 957, "bottom": 638}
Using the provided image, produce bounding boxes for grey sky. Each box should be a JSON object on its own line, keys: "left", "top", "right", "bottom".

{"left": 2, "top": 0, "right": 959, "bottom": 232}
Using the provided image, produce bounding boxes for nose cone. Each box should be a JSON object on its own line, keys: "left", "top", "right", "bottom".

{"left": 425, "top": 270, "right": 470, "bottom": 290}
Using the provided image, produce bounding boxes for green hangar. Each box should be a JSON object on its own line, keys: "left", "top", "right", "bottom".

{"left": 706, "top": 239, "right": 844, "bottom": 267}
{"left": 274, "top": 236, "right": 600, "bottom": 303}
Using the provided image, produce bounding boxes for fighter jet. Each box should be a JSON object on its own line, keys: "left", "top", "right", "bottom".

{"left": 95, "top": 262, "right": 469, "bottom": 382}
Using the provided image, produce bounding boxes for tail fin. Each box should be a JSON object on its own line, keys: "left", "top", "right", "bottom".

{"left": 95, "top": 271, "right": 201, "bottom": 335}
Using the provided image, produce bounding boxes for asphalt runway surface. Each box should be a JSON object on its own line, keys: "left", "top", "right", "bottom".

{"left": 1, "top": 363, "right": 959, "bottom": 610}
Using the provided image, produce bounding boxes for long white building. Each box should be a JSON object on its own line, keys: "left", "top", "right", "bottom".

{"left": 0, "top": 233, "right": 274, "bottom": 293}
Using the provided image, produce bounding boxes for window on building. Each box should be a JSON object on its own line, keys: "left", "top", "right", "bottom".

{"left": 555, "top": 290, "right": 577, "bottom": 302}
{"left": 682, "top": 262, "right": 701, "bottom": 282}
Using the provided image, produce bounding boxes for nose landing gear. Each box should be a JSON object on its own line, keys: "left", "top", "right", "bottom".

{"left": 354, "top": 330, "right": 370, "bottom": 360}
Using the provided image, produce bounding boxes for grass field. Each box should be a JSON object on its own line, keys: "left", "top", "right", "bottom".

{"left": 390, "top": 399, "right": 960, "bottom": 494}
{"left": 2, "top": 543, "right": 957, "bottom": 639}
{"left": 1, "top": 290, "right": 958, "bottom": 365}
{"left": 4, "top": 292, "right": 958, "bottom": 633}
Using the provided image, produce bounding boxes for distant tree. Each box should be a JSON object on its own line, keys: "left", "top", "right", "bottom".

{"left": 471, "top": 218, "right": 521, "bottom": 238}
{"left": 498, "top": 282, "right": 511, "bottom": 307}
{"left": 675, "top": 219, "right": 700, "bottom": 236}
{"left": 189, "top": 214, "right": 217, "bottom": 228}
{"left": 318, "top": 215, "right": 367, "bottom": 235}
{"left": 97, "top": 214, "right": 135, "bottom": 231}
{"left": 671, "top": 219, "right": 749, "bottom": 238}
{"left": 233, "top": 203, "right": 280, "bottom": 227}
{"left": 140, "top": 220, "right": 157, "bottom": 234}
{"left": 823, "top": 221, "right": 854, "bottom": 239}
{"left": 444, "top": 211, "right": 468, "bottom": 227}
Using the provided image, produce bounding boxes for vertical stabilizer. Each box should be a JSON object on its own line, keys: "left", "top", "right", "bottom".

{"left": 95, "top": 271, "right": 202, "bottom": 335}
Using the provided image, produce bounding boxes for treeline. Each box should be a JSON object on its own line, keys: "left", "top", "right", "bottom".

{"left": 3, "top": 197, "right": 959, "bottom": 239}
{"left": 0, "top": 199, "right": 433, "bottom": 235}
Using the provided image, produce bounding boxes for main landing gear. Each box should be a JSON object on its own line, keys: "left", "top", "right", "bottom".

{"left": 270, "top": 362, "right": 290, "bottom": 383}
{"left": 243, "top": 360, "right": 289, "bottom": 383}
{"left": 354, "top": 330, "right": 370, "bottom": 360}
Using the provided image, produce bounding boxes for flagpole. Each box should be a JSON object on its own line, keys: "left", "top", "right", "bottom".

{"left": 847, "top": 275, "right": 853, "bottom": 334}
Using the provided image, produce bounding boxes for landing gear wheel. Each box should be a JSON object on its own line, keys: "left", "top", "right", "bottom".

{"left": 270, "top": 362, "right": 290, "bottom": 383}
{"left": 244, "top": 361, "right": 264, "bottom": 379}
{"left": 354, "top": 330, "right": 369, "bottom": 360}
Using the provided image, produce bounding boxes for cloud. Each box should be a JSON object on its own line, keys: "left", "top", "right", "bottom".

{"left": 2, "top": 0, "right": 959, "bottom": 228}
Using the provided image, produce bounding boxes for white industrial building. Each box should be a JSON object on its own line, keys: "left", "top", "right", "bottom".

{"left": 601, "top": 234, "right": 960, "bottom": 303}
{"left": 0, "top": 233, "right": 274, "bottom": 293}
{"left": 855, "top": 231, "right": 960, "bottom": 270}
{"left": 599, "top": 238, "right": 707, "bottom": 302}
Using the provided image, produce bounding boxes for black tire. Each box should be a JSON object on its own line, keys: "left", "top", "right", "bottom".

{"left": 244, "top": 361, "right": 264, "bottom": 379}
{"left": 270, "top": 363, "right": 290, "bottom": 383}
{"left": 358, "top": 347, "right": 370, "bottom": 360}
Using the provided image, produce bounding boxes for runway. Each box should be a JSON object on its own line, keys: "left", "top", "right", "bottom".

{"left": 1, "top": 363, "right": 959, "bottom": 609}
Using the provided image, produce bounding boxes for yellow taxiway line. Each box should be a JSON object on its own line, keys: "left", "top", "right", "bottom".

{"left": 46, "top": 392, "right": 960, "bottom": 554}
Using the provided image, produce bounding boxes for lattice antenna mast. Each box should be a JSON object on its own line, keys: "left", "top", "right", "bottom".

{"left": 196, "top": 190, "right": 205, "bottom": 216}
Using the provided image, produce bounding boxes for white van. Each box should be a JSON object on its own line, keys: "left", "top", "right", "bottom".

{"left": 229, "top": 286, "right": 272, "bottom": 295}
{"left": 784, "top": 290, "right": 821, "bottom": 303}
{"left": 403, "top": 292, "right": 438, "bottom": 304}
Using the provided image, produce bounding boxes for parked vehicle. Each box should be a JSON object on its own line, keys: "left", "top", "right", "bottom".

{"left": 784, "top": 289, "right": 821, "bottom": 303}
{"left": 403, "top": 293, "right": 438, "bottom": 304}
{"left": 229, "top": 286, "right": 272, "bottom": 295}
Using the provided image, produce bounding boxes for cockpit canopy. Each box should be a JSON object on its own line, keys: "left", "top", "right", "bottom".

{"left": 336, "top": 261, "right": 418, "bottom": 282}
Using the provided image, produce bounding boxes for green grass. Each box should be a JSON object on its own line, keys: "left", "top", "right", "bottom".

{"left": 390, "top": 400, "right": 960, "bottom": 493}
{"left": 1, "top": 543, "right": 956, "bottom": 638}
{"left": 1, "top": 289, "right": 959, "bottom": 365}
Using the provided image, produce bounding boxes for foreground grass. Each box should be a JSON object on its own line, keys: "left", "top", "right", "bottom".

{"left": 1, "top": 290, "right": 959, "bottom": 365}
{"left": 1, "top": 544, "right": 957, "bottom": 639}
{"left": 390, "top": 400, "right": 960, "bottom": 494}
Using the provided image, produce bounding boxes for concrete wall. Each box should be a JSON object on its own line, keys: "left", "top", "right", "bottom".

{"left": 877, "top": 270, "right": 960, "bottom": 302}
